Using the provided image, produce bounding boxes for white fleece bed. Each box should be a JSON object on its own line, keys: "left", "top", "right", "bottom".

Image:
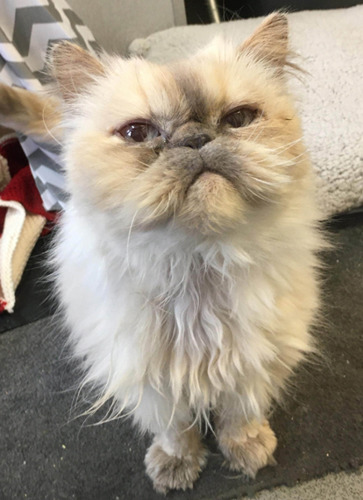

{"left": 129, "top": 6, "right": 363, "bottom": 218}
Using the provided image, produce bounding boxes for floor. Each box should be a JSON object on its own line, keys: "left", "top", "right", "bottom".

{"left": 254, "top": 468, "right": 363, "bottom": 500}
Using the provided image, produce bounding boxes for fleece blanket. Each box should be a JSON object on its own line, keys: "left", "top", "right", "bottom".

{"left": 129, "top": 6, "right": 363, "bottom": 217}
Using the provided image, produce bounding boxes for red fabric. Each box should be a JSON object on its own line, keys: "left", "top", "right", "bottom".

{"left": 0, "top": 201, "right": 5, "bottom": 233}
{"left": 0, "top": 137, "right": 57, "bottom": 236}
{"left": 0, "top": 136, "right": 28, "bottom": 177}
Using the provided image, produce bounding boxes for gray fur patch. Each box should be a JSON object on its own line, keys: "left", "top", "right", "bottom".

{"left": 173, "top": 71, "right": 209, "bottom": 123}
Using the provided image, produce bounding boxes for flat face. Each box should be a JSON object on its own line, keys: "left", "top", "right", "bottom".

{"left": 64, "top": 39, "right": 308, "bottom": 235}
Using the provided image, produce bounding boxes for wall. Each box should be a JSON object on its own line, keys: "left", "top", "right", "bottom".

{"left": 67, "top": 0, "right": 186, "bottom": 54}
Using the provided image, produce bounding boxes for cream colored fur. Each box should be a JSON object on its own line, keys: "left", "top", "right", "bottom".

{"left": 0, "top": 14, "right": 323, "bottom": 493}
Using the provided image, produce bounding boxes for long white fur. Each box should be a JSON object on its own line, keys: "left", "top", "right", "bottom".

{"left": 53, "top": 175, "right": 321, "bottom": 434}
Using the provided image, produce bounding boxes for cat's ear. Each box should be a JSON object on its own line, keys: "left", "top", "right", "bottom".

{"left": 50, "top": 42, "right": 105, "bottom": 102}
{"left": 239, "top": 13, "right": 288, "bottom": 71}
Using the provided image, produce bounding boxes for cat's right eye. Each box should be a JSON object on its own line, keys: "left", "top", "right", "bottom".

{"left": 113, "top": 121, "right": 161, "bottom": 143}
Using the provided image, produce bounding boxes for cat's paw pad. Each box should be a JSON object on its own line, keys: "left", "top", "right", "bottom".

{"left": 218, "top": 419, "right": 277, "bottom": 478}
{"left": 145, "top": 441, "right": 207, "bottom": 494}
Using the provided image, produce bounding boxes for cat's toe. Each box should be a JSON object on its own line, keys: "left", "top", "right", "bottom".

{"left": 145, "top": 441, "right": 208, "bottom": 494}
{"left": 218, "top": 419, "right": 277, "bottom": 478}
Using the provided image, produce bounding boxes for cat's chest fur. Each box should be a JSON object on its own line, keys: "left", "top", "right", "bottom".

{"left": 106, "top": 230, "right": 280, "bottom": 410}
{"left": 57, "top": 208, "right": 308, "bottom": 417}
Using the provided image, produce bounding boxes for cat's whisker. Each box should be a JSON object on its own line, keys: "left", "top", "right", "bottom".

{"left": 135, "top": 158, "right": 152, "bottom": 169}
{"left": 249, "top": 125, "right": 267, "bottom": 145}
{"left": 271, "top": 137, "right": 303, "bottom": 153}
{"left": 126, "top": 208, "right": 140, "bottom": 273}
{"left": 244, "top": 121, "right": 267, "bottom": 143}
{"left": 41, "top": 104, "right": 62, "bottom": 146}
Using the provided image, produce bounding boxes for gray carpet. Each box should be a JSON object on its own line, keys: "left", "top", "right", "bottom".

{"left": 254, "top": 468, "right": 363, "bottom": 500}
{"left": 0, "top": 216, "right": 362, "bottom": 499}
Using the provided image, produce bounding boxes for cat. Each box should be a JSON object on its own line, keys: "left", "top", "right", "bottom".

{"left": 0, "top": 13, "right": 323, "bottom": 493}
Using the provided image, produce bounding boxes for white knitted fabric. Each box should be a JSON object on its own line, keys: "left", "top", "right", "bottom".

{"left": 129, "top": 6, "right": 363, "bottom": 217}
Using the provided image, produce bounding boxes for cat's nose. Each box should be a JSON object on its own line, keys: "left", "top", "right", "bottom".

{"left": 178, "top": 134, "right": 212, "bottom": 149}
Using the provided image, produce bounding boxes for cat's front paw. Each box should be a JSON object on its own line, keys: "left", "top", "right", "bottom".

{"left": 145, "top": 440, "right": 207, "bottom": 494}
{"left": 218, "top": 419, "right": 277, "bottom": 478}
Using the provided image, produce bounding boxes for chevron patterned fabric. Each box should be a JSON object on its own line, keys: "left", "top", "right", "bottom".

{"left": 0, "top": 0, "right": 99, "bottom": 211}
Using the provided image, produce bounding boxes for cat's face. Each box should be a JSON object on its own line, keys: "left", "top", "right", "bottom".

{"left": 54, "top": 14, "right": 309, "bottom": 235}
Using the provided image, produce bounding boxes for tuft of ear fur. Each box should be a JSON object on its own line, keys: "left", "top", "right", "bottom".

{"left": 239, "top": 12, "right": 289, "bottom": 72}
{"left": 50, "top": 41, "right": 105, "bottom": 101}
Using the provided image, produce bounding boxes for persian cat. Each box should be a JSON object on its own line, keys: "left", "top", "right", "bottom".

{"left": 0, "top": 13, "right": 322, "bottom": 493}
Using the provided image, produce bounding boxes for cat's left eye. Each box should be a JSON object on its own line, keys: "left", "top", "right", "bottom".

{"left": 113, "top": 121, "right": 161, "bottom": 142}
{"left": 221, "top": 107, "right": 259, "bottom": 128}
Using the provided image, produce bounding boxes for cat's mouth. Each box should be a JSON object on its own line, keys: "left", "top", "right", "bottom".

{"left": 191, "top": 168, "right": 221, "bottom": 184}
{"left": 188, "top": 165, "right": 236, "bottom": 192}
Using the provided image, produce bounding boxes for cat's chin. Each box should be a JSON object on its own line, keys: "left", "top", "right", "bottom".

{"left": 178, "top": 172, "right": 245, "bottom": 235}
{"left": 188, "top": 170, "right": 228, "bottom": 190}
